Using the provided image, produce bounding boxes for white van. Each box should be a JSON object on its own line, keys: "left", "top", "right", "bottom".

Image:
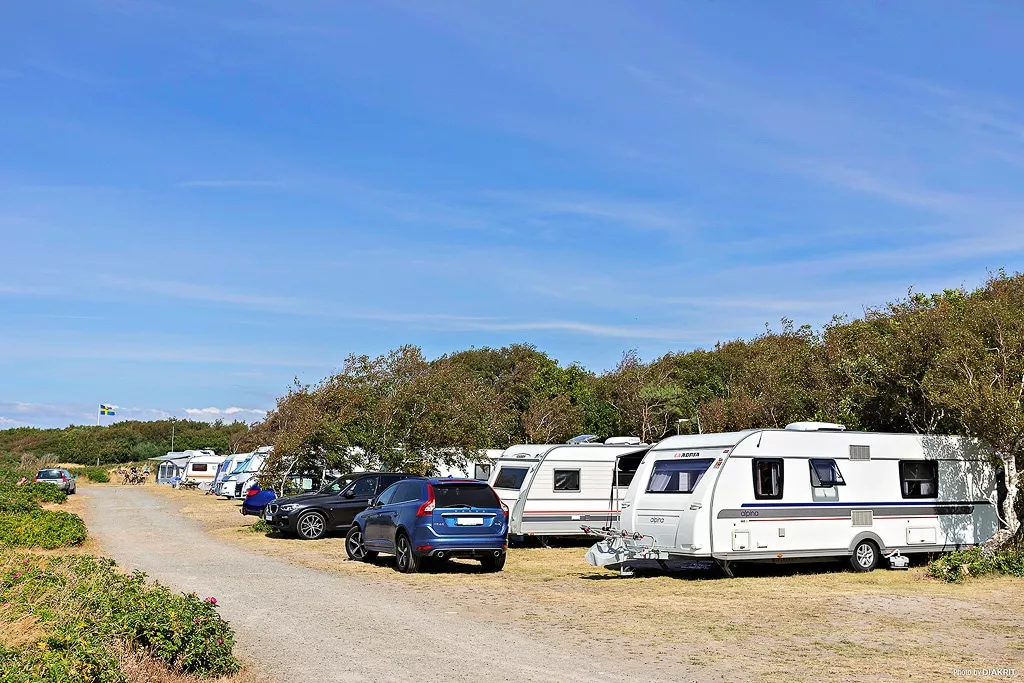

{"left": 585, "top": 423, "right": 1000, "bottom": 574}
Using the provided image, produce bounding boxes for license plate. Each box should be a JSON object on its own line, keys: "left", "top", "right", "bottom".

{"left": 456, "top": 517, "right": 484, "bottom": 526}
{"left": 264, "top": 510, "right": 273, "bottom": 521}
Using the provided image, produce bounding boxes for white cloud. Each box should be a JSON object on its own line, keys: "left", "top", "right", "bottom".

{"left": 184, "top": 406, "right": 267, "bottom": 419}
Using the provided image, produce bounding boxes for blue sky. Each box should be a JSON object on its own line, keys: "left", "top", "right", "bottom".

{"left": 2, "top": 1, "right": 1024, "bottom": 428}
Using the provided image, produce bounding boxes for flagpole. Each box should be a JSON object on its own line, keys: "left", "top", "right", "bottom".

{"left": 97, "top": 404, "right": 100, "bottom": 427}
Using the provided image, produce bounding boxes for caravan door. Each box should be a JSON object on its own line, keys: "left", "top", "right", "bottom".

{"left": 630, "top": 455, "right": 717, "bottom": 551}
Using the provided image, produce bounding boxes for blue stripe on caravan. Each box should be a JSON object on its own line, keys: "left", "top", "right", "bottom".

{"left": 740, "top": 500, "right": 992, "bottom": 508}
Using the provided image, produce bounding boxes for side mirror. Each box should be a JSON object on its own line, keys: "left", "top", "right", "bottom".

{"left": 342, "top": 490, "right": 355, "bottom": 499}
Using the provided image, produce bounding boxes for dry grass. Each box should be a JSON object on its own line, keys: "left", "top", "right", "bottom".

{"left": 143, "top": 485, "right": 1024, "bottom": 682}
{"left": 116, "top": 645, "right": 267, "bottom": 683}
{"left": 0, "top": 614, "right": 45, "bottom": 650}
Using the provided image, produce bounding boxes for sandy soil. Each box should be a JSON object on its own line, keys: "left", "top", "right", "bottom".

{"left": 85, "top": 483, "right": 1024, "bottom": 683}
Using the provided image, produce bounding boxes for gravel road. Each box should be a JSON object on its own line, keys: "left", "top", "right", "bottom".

{"left": 84, "top": 486, "right": 677, "bottom": 683}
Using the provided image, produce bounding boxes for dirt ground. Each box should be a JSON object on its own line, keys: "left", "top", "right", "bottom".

{"left": 118, "top": 483, "right": 1024, "bottom": 683}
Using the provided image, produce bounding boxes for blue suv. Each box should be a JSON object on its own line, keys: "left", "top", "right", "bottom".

{"left": 345, "top": 478, "right": 508, "bottom": 573}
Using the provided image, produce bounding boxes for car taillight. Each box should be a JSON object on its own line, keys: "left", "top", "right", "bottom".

{"left": 61, "top": 473, "right": 67, "bottom": 482}
{"left": 416, "top": 484, "right": 435, "bottom": 516}
{"left": 245, "top": 488, "right": 258, "bottom": 498}
{"left": 501, "top": 501, "right": 509, "bottom": 517}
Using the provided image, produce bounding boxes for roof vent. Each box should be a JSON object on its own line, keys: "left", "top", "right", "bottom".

{"left": 604, "top": 436, "right": 642, "bottom": 446}
{"left": 785, "top": 421, "right": 847, "bottom": 432}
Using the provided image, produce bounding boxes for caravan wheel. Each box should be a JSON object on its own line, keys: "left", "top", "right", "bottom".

{"left": 849, "top": 540, "right": 879, "bottom": 572}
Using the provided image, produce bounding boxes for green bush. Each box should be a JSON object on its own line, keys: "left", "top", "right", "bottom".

{"left": 67, "top": 466, "right": 110, "bottom": 483}
{"left": 0, "top": 552, "right": 240, "bottom": 680}
{"left": 246, "top": 519, "right": 273, "bottom": 534}
{"left": 0, "top": 510, "right": 88, "bottom": 549}
{"left": 928, "top": 546, "right": 1024, "bottom": 583}
{"left": 0, "top": 481, "right": 67, "bottom": 513}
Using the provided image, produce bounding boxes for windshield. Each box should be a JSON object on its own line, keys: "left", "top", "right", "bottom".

{"left": 493, "top": 466, "right": 530, "bottom": 489}
{"left": 319, "top": 475, "right": 357, "bottom": 494}
{"left": 434, "top": 483, "right": 501, "bottom": 509}
{"left": 229, "top": 457, "right": 252, "bottom": 475}
{"left": 646, "top": 459, "right": 715, "bottom": 493}
{"left": 37, "top": 469, "right": 62, "bottom": 479}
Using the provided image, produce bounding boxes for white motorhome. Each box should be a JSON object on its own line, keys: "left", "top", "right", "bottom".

{"left": 489, "top": 439, "right": 650, "bottom": 539}
{"left": 211, "top": 453, "right": 251, "bottom": 492}
{"left": 217, "top": 447, "right": 272, "bottom": 498}
{"left": 585, "top": 423, "right": 1000, "bottom": 574}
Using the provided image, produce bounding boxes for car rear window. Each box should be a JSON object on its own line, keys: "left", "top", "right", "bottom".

{"left": 493, "top": 466, "right": 529, "bottom": 489}
{"left": 434, "top": 483, "right": 501, "bottom": 509}
{"left": 37, "top": 469, "right": 62, "bottom": 478}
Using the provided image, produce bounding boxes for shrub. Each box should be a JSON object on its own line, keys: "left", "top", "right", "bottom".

{"left": 0, "top": 481, "right": 68, "bottom": 513}
{"left": 0, "top": 552, "right": 240, "bottom": 679}
{"left": 928, "top": 545, "right": 1024, "bottom": 583}
{"left": 0, "top": 510, "right": 88, "bottom": 549}
{"left": 246, "top": 519, "right": 273, "bottom": 534}
{"left": 67, "top": 467, "right": 110, "bottom": 484}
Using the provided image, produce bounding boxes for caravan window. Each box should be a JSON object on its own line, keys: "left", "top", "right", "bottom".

{"left": 752, "top": 459, "right": 784, "bottom": 499}
{"left": 190, "top": 463, "right": 208, "bottom": 472}
{"left": 494, "top": 466, "right": 529, "bottom": 490}
{"left": 553, "top": 469, "right": 581, "bottom": 492}
{"left": 473, "top": 463, "right": 492, "bottom": 481}
{"left": 645, "top": 459, "right": 714, "bottom": 494}
{"left": 809, "top": 459, "right": 845, "bottom": 487}
{"left": 899, "top": 461, "right": 938, "bottom": 498}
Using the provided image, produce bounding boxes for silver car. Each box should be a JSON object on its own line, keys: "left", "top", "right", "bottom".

{"left": 34, "top": 468, "right": 77, "bottom": 494}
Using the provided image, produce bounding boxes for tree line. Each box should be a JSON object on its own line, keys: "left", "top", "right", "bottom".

{"left": 0, "top": 419, "right": 249, "bottom": 465}
{"left": 240, "top": 272, "right": 1024, "bottom": 533}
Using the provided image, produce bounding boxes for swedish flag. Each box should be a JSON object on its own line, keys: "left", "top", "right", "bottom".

{"left": 99, "top": 404, "right": 115, "bottom": 416}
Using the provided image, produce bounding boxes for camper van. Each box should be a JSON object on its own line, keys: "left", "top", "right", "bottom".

{"left": 489, "top": 439, "right": 650, "bottom": 539}
{"left": 585, "top": 422, "right": 1000, "bottom": 574}
{"left": 211, "top": 453, "right": 251, "bottom": 492}
{"left": 218, "top": 447, "right": 273, "bottom": 498}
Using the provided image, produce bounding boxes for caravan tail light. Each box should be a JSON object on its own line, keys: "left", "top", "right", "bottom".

{"left": 416, "top": 484, "right": 436, "bottom": 516}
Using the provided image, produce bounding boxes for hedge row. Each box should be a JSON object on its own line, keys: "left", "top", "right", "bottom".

{"left": 0, "top": 552, "right": 240, "bottom": 681}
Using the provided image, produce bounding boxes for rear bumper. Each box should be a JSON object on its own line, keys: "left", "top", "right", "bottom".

{"left": 411, "top": 530, "right": 507, "bottom": 557}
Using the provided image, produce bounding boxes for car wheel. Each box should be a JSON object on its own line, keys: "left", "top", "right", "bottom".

{"left": 480, "top": 552, "right": 506, "bottom": 572}
{"left": 395, "top": 533, "right": 421, "bottom": 573}
{"left": 849, "top": 540, "right": 879, "bottom": 572}
{"left": 296, "top": 511, "right": 327, "bottom": 540}
{"left": 345, "top": 526, "right": 378, "bottom": 562}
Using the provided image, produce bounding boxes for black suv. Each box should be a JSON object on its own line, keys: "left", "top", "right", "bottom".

{"left": 264, "top": 472, "right": 417, "bottom": 540}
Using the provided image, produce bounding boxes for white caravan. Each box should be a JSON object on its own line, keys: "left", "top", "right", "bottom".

{"left": 489, "top": 439, "right": 650, "bottom": 538}
{"left": 434, "top": 449, "right": 505, "bottom": 481}
{"left": 585, "top": 423, "right": 999, "bottom": 574}
{"left": 180, "top": 451, "right": 225, "bottom": 489}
